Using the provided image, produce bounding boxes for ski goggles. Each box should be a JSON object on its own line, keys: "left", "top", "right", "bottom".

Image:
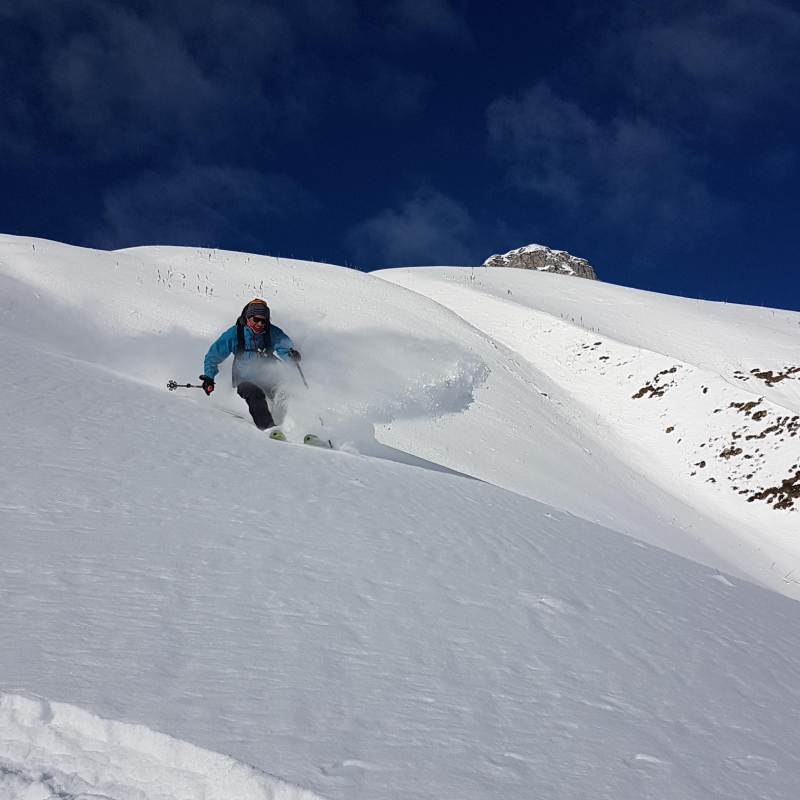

{"left": 249, "top": 317, "right": 268, "bottom": 325}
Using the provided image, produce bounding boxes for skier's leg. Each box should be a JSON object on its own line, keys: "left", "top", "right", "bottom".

{"left": 236, "top": 381, "right": 275, "bottom": 430}
{"left": 261, "top": 381, "right": 287, "bottom": 425}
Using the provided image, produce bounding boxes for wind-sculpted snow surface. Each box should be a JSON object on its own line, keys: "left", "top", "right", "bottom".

{"left": 0, "top": 693, "right": 323, "bottom": 800}
{"left": 3, "top": 235, "right": 800, "bottom": 800}
{"left": 2, "top": 343, "right": 800, "bottom": 800}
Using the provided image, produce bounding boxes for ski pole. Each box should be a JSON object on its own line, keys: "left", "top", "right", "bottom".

{"left": 295, "top": 362, "right": 309, "bottom": 389}
{"left": 167, "top": 380, "right": 204, "bottom": 391}
{"left": 292, "top": 363, "right": 325, "bottom": 427}
{"left": 273, "top": 352, "right": 309, "bottom": 389}
{"left": 274, "top": 352, "right": 324, "bottom": 427}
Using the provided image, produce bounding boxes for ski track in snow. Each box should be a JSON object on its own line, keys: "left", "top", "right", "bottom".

{"left": 2, "top": 236, "right": 800, "bottom": 800}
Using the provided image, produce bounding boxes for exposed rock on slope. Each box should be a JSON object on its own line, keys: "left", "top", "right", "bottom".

{"left": 483, "top": 244, "right": 598, "bottom": 280}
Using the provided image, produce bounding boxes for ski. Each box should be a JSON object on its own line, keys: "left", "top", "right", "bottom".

{"left": 267, "top": 430, "right": 333, "bottom": 448}
{"left": 303, "top": 434, "right": 333, "bottom": 448}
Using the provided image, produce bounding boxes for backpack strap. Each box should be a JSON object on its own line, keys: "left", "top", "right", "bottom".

{"left": 234, "top": 301, "right": 257, "bottom": 355}
{"left": 236, "top": 302, "right": 251, "bottom": 336}
{"left": 259, "top": 324, "right": 272, "bottom": 354}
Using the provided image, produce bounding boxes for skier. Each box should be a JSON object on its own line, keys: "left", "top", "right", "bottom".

{"left": 200, "top": 299, "right": 301, "bottom": 430}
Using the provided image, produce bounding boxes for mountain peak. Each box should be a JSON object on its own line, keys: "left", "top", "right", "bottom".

{"left": 483, "top": 244, "right": 598, "bottom": 280}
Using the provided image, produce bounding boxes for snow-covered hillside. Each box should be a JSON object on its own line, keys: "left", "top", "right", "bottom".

{"left": 379, "top": 266, "right": 800, "bottom": 595}
{"left": 2, "top": 234, "right": 800, "bottom": 800}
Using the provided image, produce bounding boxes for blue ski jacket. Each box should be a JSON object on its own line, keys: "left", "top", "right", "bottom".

{"left": 203, "top": 323, "right": 294, "bottom": 383}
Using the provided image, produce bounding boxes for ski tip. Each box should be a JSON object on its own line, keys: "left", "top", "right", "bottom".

{"left": 304, "top": 434, "right": 333, "bottom": 448}
{"left": 268, "top": 430, "right": 286, "bottom": 441}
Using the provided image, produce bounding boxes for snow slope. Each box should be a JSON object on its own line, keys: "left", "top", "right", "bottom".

{"left": 378, "top": 266, "right": 800, "bottom": 596}
{"left": 2, "top": 234, "right": 800, "bottom": 800}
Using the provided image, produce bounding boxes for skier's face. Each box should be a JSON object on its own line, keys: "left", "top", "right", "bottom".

{"left": 248, "top": 316, "right": 267, "bottom": 329}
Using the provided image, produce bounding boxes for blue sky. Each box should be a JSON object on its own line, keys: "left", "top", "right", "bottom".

{"left": 1, "top": 0, "right": 799, "bottom": 310}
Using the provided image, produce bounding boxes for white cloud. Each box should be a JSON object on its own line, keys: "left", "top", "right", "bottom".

{"left": 487, "top": 82, "right": 724, "bottom": 238}
{"left": 348, "top": 187, "right": 478, "bottom": 267}
{"left": 617, "top": 0, "right": 800, "bottom": 121}
{"left": 94, "top": 163, "right": 311, "bottom": 250}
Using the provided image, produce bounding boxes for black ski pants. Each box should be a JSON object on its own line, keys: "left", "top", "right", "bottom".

{"left": 236, "top": 380, "right": 277, "bottom": 430}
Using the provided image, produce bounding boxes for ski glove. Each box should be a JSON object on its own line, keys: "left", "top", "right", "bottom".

{"left": 200, "top": 375, "right": 215, "bottom": 395}
{"left": 288, "top": 348, "right": 301, "bottom": 362}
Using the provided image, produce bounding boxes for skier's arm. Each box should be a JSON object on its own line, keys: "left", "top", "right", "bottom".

{"left": 270, "top": 325, "right": 295, "bottom": 359}
{"left": 203, "top": 326, "right": 238, "bottom": 379}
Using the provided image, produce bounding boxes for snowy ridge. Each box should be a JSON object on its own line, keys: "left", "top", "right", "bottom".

{"left": 0, "top": 693, "right": 322, "bottom": 800}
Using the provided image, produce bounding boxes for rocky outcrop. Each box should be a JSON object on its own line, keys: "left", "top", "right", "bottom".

{"left": 483, "top": 244, "right": 598, "bottom": 280}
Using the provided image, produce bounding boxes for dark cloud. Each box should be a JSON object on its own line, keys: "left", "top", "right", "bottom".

{"left": 0, "top": 1, "right": 292, "bottom": 159}
{"left": 0, "top": 0, "right": 475, "bottom": 265}
{"left": 384, "top": 0, "right": 471, "bottom": 43}
{"left": 482, "top": 2, "right": 800, "bottom": 251}
{"left": 761, "top": 148, "right": 796, "bottom": 182}
{"left": 487, "top": 82, "right": 723, "bottom": 242}
{"left": 348, "top": 187, "right": 479, "bottom": 267}
{"left": 368, "top": 63, "right": 431, "bottom": 117}
{"left": 336, "top": 61, "right": 431, "bottom": 117}
{"left": 47, "top": 8, "right": 220, "bottom": 156}
{"left": 93, "top": 163, "right": 312, "bottom": 251}
{"left": 287, "top": 0, "right": 359, "bottom": 39}
{"left": 610, "top": 0, "right": 800, "bottom": 123}
{"left": 0, "top": 0, "right": 467, "bottom": 161}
